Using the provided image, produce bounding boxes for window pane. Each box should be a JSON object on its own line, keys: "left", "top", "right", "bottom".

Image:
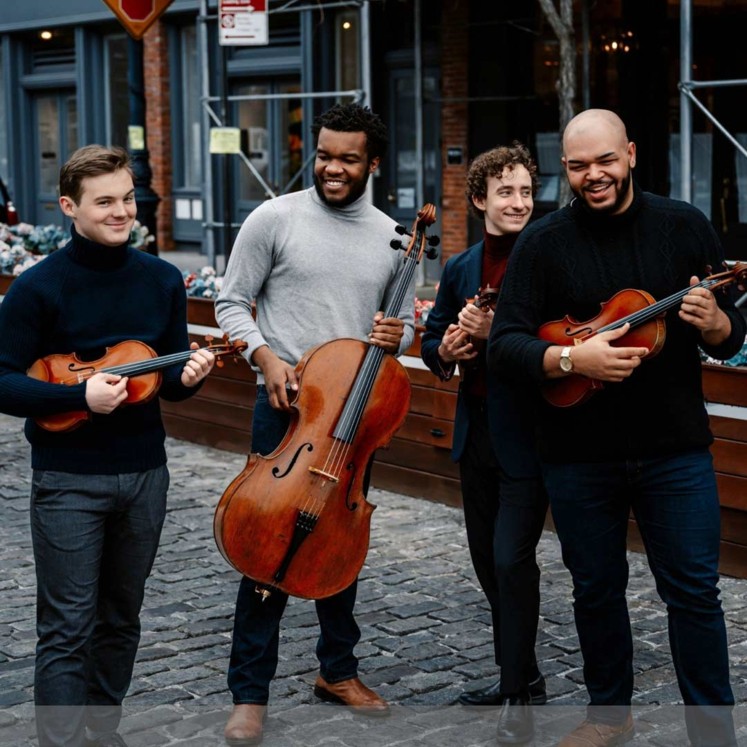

{"left": 236, "top": 84, "right": 269, "bottom": 203}
{"left": 0, "top": 49, "right": 7, "bottom": 181}
{"left": 336, "top": 10, "right": 359, "bottom": 92}
{"left": 106, "top": 35, "right": 129, "bottom": 148}
{"left": 279, "top": 83, "right": 302, "bottom": 194}
{"left": 37, "top": 96, "right": 60, "bottom": 195}
{"left": 182, "top": 25, "right": 201, "bottom": 189}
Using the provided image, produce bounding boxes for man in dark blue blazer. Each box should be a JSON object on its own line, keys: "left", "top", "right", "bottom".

{"left": 421, "top": 143, "right": 548, "bottom": 745}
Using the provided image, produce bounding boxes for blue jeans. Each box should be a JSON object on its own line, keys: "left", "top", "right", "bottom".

{"left": 544, "top": 449, "right": 735, "bottom": 745}
{"left": 227, "top": 387, "right": 361, "bottom": 704}
{"left": 30, "top": 466, "right": 169, "bottom": 747}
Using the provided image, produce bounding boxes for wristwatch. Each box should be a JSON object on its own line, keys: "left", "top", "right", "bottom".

{"left": 559, "top": 346, "right": 574, "bottom": 373}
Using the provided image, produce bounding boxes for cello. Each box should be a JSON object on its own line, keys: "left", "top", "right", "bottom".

{"left": 539, "top": 261, "right": 747, "bottom": 407}
{"left": 214, "top": 204, "right": 439, "bottom": 600}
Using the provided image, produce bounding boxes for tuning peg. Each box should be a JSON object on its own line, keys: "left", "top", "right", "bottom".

{"left": 425, "top": 246, "right": 439, "bottom": 260}
{"left": 390, "top": 239, "right": 405, "bottom": 250}
{"left": 394, "top": 224, "right": 409, "bottom": 235}
{"left": 427, "top": 235, "right": 441, "bottom": 247}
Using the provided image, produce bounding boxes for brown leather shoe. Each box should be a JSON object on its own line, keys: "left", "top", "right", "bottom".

{"left": 224, "top": 704, "right": 266, "bottom": 746}
{"left": 558, "top": 713, "right": 634, "bottom": 746}
{"left": 313, "top": 675, "right": 390, "bottom": 717}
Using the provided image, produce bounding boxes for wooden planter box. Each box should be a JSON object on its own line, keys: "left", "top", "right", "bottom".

{"left": 187, "top": 296, "right": 218, "bottom": 327}
{"left": 0, "top": 273, "right": 14, "bottom": 295}
{"left": 8, "top": 278, "right": 745, "bottom": 575}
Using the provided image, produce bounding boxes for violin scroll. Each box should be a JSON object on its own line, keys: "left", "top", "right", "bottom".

{"left": 203, "top": 334, "right": 248, "bottom": 368}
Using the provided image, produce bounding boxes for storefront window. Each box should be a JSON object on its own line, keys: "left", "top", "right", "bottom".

{"left": 336, "top": 10, "right": 359, "bottom": 92}
{"left": 105, "top": 35, "right": 129, "bottom": 148}
{"left": 0, "top": 48, "right": 7, "bottom": 180}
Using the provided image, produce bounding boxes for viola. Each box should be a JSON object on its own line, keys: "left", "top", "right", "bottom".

{"left": 539, "top": 262, "right": 747, "bottom": 407}
{"left": 214, "top": 204, "right": 439, "bottom": 601}
{"left": 28, "top": 336, "right": 247, "bottom": 432}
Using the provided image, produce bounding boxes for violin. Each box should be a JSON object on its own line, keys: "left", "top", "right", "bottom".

{"left": 469, "top": 286, "right": 499, "bottom": 312}
{"left": 539, "top": 262, "right": 747, "bottom": 407}
{"left": 214, "top": 204, "right": 439, "bottom": 601}
{"left": 28, "top": 336, "right": 247, "bottom": 432}
{"left": 459, "top": 286, "right": 499, "bottom": 366}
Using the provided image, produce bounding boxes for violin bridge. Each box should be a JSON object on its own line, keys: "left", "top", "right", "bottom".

{"left": 307, "top": 466, "right": 339, "bottom": 483}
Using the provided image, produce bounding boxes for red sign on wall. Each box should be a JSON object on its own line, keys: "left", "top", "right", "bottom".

{"left": 101, "top": 0, "right": 175, "bottom": 40}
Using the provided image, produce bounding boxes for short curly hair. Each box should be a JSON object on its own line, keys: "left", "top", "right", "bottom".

{"left": 465, "top": 142, "right": 539, "bottom": 220}
{"left": 312, "top": 103, "right": 389, "bottom": 161}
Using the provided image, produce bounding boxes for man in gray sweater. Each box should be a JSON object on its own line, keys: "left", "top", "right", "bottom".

{"left": 215, "top": 103, "right": 415, "bottom": 746}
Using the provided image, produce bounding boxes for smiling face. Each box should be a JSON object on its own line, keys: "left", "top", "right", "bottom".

{"left": 313, "top": 127, "right": 379, "bottom": 207}
{"left": 59, "top": 168, "right": 136, "bottom": 247}
{"left": 562, "top": 110, "right": 636, "bottom": 215}
{"left": 471, "top": 164, "right": 534, "bottom": 235}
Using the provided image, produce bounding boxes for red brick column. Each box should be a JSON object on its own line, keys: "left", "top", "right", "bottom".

{"left": 144, "top": 20, "right": 174, "bottom": 252}
{"left": 439, "top": 1, "right": 469, "bottom": 263}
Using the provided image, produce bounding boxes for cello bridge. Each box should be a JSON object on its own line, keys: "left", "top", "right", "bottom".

{"left": 307, "top": 466, "right": 339, "bottom": 483}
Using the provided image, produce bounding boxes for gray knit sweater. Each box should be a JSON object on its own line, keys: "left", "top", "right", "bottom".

{"left": 215, "top": 187, "right": 415, "bottom": 381}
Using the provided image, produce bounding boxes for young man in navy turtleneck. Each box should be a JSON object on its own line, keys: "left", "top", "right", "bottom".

{"left": 421, "top": 143, "right": 548, "bottom": 745}
{"left": 0, "top": 145, "right": 214, "bottom": 747}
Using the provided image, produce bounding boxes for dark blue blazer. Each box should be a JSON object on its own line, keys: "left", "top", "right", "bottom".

{"left": 420, "top": 241, "right": 540, "bottom": 478}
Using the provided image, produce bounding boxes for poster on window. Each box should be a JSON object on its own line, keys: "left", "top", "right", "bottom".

{"left": 219, "top": 0, "right": 268, "bottom": 46}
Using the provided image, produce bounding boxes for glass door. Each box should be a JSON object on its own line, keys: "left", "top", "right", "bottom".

{"left": 233, "top": 79, "right": 303, "bottom": 220}
{"left": 33, "top": 91, "right": 78, "bottom": 226}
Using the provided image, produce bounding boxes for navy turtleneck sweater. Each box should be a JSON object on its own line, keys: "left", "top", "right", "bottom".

{"left": 489, "top": 185, "right": 746, "bottom": 463}
{"left": 0, "top": 227, "right": 196, "bottom": 473}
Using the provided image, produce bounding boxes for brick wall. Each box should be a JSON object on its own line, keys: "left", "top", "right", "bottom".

{"left": 439, "top": 1, "right": 469, "bottom": 262}
{"left": 144, "top": 21, "right": 174, "bottom": 252}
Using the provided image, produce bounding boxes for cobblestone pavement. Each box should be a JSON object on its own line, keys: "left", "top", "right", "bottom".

{"left": 1, "top": 412, "right": 747, "bottom": 745}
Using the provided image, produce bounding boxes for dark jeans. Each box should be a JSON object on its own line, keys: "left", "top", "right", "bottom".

{"left": 459, "top": 398, "right": 547, "bottom": 695}
{"left": 544, "top": 449, "right": 735, "bottom": 745}
{"left": 30, "top": 466, "right": 169, "bottom": 747}
{"left": 228, "top": 386, "right": 361, "bottom": 704}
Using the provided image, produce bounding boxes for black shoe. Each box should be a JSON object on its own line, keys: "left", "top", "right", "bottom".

{"left": 496, "top": 695, "right": 534, "bottom": 745}
{"left": 458, "top": 678, "right": 503, "bottom": 706}
{"left": 458, "top": 675, "right": 547, "bottom": 707}
{"left": 528, "top": 673, "right": 547, "bottom": 706}
{"left": 86, "top": 734, "right": 128, "bottom": 747}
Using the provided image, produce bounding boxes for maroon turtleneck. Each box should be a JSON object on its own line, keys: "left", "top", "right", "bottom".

{"left": 465, "top": 230, "right": 519, "bottom": 398}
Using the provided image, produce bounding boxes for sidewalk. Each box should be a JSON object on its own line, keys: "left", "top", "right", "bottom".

{"left": 1, "top": 412, "right": 746, "bottom": 745}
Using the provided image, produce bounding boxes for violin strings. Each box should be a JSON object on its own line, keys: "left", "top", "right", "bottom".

{"left": 54, "top": 345, "right": 223, "bottom": 386}
{"left": 593, "top": 278, "right": 717, "bottom": 337}
{"left": 323, "top": 247, "right": 418, "bottom": 480}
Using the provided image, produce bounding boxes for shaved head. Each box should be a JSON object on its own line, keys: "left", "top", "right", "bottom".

{"left": 562, "top": 109, "right": 629, "bottom": 156}
{"left": 560, "top": 109, "right": 636, "bottom": 215}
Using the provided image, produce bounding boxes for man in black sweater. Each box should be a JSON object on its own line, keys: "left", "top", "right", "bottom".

{"left": 489, "top": 110, "right": 744, "bottom": 747}
{"left": 421, "top": 144, "right": 547, "bottom": 745}
{"left": 0, "top": 145, "right": 214, "bottom": 747}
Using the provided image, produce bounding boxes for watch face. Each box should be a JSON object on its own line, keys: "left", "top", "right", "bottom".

{"left": 560, "top": 349, "right": 573, "bottom": 372}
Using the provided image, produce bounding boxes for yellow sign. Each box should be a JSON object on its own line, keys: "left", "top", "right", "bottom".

{"left": 210, "top": 128, "right": 243, "bottom": 155}
{"left": 128, "top": 126, "right": 145, "bottom": 151}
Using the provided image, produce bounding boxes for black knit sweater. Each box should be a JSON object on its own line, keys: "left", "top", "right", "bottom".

{"left": 0, "top": 227, "right": 197, "bottom": 473}
{"left": 488, "top": 185, "right": 746, "bottom": 463}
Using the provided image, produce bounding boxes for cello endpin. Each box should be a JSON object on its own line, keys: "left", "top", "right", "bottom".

{"left": 255, "top": 585, "right": 272, "bottom": 602}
